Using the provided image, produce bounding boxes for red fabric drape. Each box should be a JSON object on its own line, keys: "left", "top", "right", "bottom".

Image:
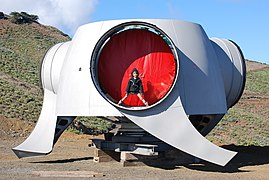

{"left": 98, "top": 29, "right": 176, "bottom": 106}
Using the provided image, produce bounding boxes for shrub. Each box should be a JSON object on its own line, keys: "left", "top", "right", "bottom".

{"left": 9, "top": 11, "right": 39, "bottom": 24}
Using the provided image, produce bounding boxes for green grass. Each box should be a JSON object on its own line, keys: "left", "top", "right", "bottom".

{"left": 65, "top": 128, "right": 81, "bottom": 134}
{"left": 76, "top": 116, "right": 113, "bottom": 133}
{"left": 207, "top": 106, "right": 269, "bottom": 146}
{"left": 0, "top": 23, "right": 69, "bottom": 63}
{"left": 0, "top": 47, "right": 39, "bottom": 86}
{"left": 0, "top": 79, "right": 42, "bottom": 121}
{"left": 245, "top": 68, "right": 269, "bottom": 94}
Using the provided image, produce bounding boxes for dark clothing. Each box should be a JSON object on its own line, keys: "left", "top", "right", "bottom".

{"left": 126, "top": 77, "right": 144, "bottom": 95}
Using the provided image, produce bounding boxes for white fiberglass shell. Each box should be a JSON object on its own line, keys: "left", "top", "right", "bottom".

{"left": 40, "top": 42, "right": 70, "bottom": 94}
{"left": 56, "top": 19, "right": 227, "bottom": 116}
{"left": 12, "top": 19, "right": 246, "bottom": 166}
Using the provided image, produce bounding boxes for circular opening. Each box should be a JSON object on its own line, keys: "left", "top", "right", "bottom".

{"left": 91, "top": 22, "right": 179, "bottom": 110}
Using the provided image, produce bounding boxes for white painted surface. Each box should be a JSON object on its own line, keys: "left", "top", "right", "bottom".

{"left": 12, "top": 89, "right": 57, "bottom": 157}
{"left": 56, "top": 19, "right": 228, "bottom": 116}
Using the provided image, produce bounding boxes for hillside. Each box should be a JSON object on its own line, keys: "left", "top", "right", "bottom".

{"left": 207, "top": 60, "right": 269, "bottom": 146}
{"left": 0, "top": 14, "right": 268, "bottom": 146}
{"left": 0, "top": 15, "right": 70, "bottom": 121}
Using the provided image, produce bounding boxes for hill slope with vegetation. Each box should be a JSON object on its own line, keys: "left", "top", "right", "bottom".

{"left": 0, "top": 12, "right": 70, "bottom": 121}
{"left": 0, "top": 12, "right": 268, "bottom": 146}
{"left": 207, "top": 61, "right": 269, "bottom": 146}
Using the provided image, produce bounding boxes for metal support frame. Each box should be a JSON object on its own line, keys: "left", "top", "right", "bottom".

{"left": 90, "top": 118, "right": 172, "bottom": 156}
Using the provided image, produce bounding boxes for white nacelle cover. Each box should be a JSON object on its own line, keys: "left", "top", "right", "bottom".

{"left": 55, "top": 19, "right": 227, "bottom": 116}
{"left": 13, "top": 19, "right": 247, "bottom": 167}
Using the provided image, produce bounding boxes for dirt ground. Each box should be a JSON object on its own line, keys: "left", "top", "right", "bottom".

{"left": 245, "top": 60, "right": 268, "bottom": 72}
{"left": 0, "top": 117, "right": 268, "bottom": 180}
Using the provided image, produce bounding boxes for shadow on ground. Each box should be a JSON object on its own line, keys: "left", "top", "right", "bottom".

{"left": 27, "top": 145, "right": 269, "bottom": 173}
{"left": 30, "top": 157, "right": 93, "bottom": 164}
{"left": 184, "top": 144, "right": 269, "bottom": 173}
{"left": 130, "top": 144, "right": 269, "bottom": 172}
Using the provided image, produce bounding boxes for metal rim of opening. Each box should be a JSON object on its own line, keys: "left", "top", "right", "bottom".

{"left": 90, "top": 21, "right": 180, "bottom": 111}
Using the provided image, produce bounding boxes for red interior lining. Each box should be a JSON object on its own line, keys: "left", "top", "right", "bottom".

{"left": 98, "top": 29, "right": 176, "bottom": 106}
